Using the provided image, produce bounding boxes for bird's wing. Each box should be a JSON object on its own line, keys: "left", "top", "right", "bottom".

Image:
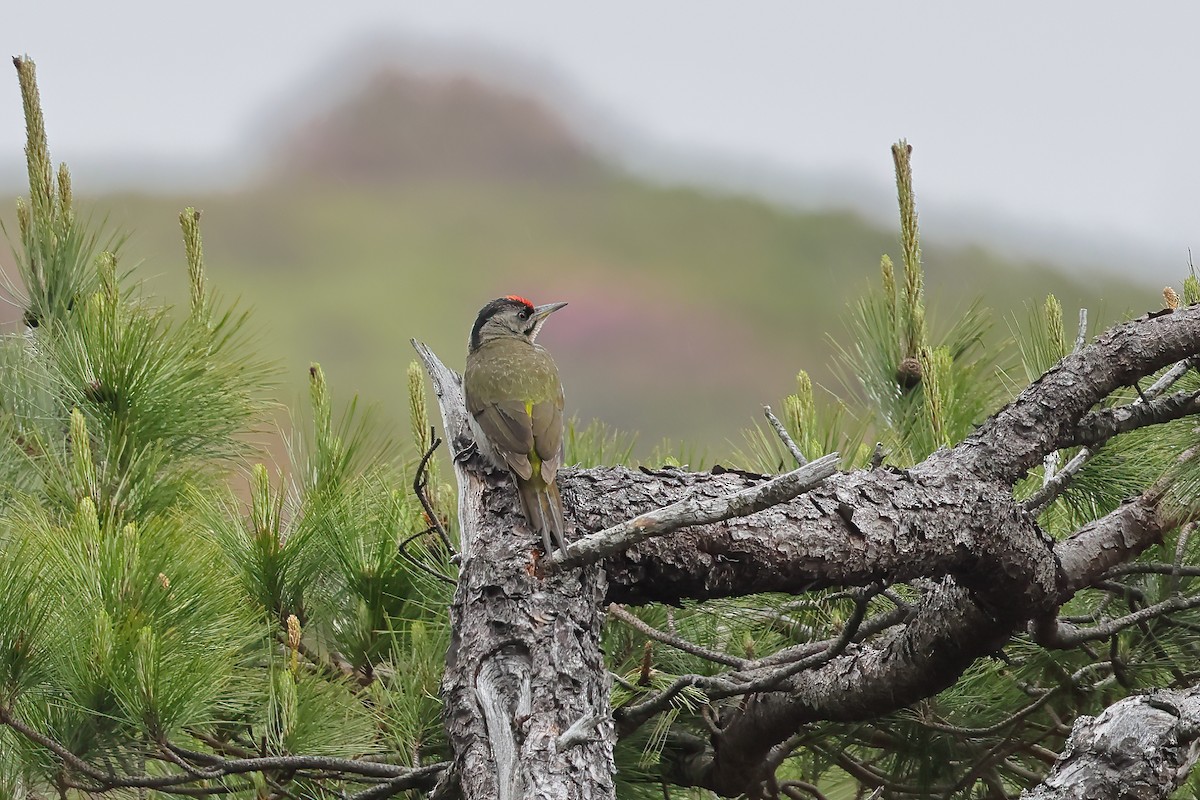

{"left": 530, "top": 394, "right": 563, "bottom": 484}
{"left": 471, "top": 400, "right": 535, "bottom": 481}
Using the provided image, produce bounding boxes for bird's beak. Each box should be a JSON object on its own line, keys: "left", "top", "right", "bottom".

{"left": 529, "top": 302, "right": 567, "bottom": 341}
{"left": 532, "top": 302, "right": 568, "bottom": 321}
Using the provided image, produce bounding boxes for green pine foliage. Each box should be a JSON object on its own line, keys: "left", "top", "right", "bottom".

{"left": 706, "top": 142, "right": 1200, "bottom": 795}
{"left": 0, "top": 57, "right": 453, "bottom": 797}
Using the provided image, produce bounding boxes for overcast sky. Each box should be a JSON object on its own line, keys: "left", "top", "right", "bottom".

{"left": 3, "top": 2, "right": 1198, "bottom": 276}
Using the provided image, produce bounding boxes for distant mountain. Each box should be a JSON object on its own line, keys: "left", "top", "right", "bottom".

{"left": 267, "top": 69, "right": 602, "bottom": 186}
{"left": 0, "top": 37, "right": 1176, "bottom": 282}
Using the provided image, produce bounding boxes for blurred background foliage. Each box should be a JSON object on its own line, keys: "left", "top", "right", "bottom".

{"left": 0, "top": 67, "right": 1146, "bottom": 462}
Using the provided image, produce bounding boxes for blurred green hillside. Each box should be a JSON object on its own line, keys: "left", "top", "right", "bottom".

{"left": 1, "top": 69, "right": 1152, "bottom": 459}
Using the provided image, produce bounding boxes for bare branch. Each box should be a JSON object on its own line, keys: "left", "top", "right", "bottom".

{"left": 413, "top": 429, "right": 457, "bottom": 557}
{"left": 608, "top": 603, "right": 749, "bottom": 669}
{"left": 397, "top": 527, "right": 457, "bottom": 586}
{"left": 0, "top": 703, "right": 447, "bottom": 792}
{"left": 743, "top": 605, "right": 909, "bottom": 671}
{"left": 1070, "top": 389, "right": 1200, "bottom": 450}
{"left": 764, "top": 404, "right": 807, "bottom": 466}
{"left": 683, "top": 489, "right": 1169, "bottom": 796}
{"left": 410, "top": 339, "right": 470, "bottom": 455}
{"left": 1026, "top": 351, "right": 1192, "bottom": 513}
{"left": 724, "top": 586, "right": 875, "bottom": 694}
{"left": 1147, "top": 359, "right": 1193, "bottom": 398}
{"left": 551, "top": 453, "right": 839, "bottom": 571}
{"left": 1024, "top": 447, "right": 1091, "bottom": 513}
{"left": 617, "top": 588, "right": 877, "bottom": 736}
{"left": 953, "top": 305, "right": 1200, "bottom": 484}
{"left": 1036, "top": 593, "right": 1200, "bottom": 648}
{"left": 919, "top": 662, "right": 1112, "bottom": 738}
{"left": 1105, "top": 562, "right": 1200, "bottom": 579}
{"left": 556, "top": 713, "right": 606, "bottom": 752}
{"left": 781, "top": 780, "right": 830, "bottom": 800}
{"left": 615, "top": 666, "right": 741, "bottom": 735}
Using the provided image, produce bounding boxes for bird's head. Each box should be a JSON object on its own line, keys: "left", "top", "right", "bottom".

{"left": 469, "top": 295, "right": 567, "bottom": 351}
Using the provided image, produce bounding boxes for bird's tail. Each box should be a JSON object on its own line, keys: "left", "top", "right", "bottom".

{"left": 516, "top": 478, "right": 567, "bottom": 556}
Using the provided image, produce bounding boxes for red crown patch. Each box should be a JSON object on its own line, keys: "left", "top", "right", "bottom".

{"left": 504, "top": 295, "right": 534, "bottom": 308}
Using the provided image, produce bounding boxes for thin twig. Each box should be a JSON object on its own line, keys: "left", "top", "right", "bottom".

{"left": 781, "top": 780, "right": 830, "bottom": 800}
{"left": 743, "top": 605, "right": 908, "bottom": 671}
{"left": 1038, "top": 593, "right": 1200, "bottom": 647}
{"left": 1105, "top": 562, "right": 1200, "bottom": 578}
{"left": 401, "top": 437, "right": 460, "bottom": 584}
{"left": 814, "top": 743, "right": 951, "bottom": 796}
{"left": 1171, "top": 522, "right": 1195, "bottom": 595}
{"left": 397, "top": 526, "right": 457, "bottom": 586}
{"left": 1071, "top": 389, "right": 1200, "bottom": 449}
{"left": 0, "top": 708, "right": 447, "bottom": 794}
{"left": 616, "top": 587, "right": 876, "bottom": 734}
{"left": 0, "top": 706, "right": 111, "bottom": 783}
{"left": 615, "top": 672, "right": 739, "bottom": 734}
{"left": 608, "top": 603, "right": 748, "bottom": 669}
{"left": 764, "top": 404, "right": 806, "bottom": 466}
{"left": 869, "top": 442, "right": 886, "bottom": 469}
{"left": 64, "top": 780, "right": 250, "bottom": 797}
{"left": 919, "top": 662, "right": 1111, "bottom": 737}
{"left": 760, "top": 733, "right": 805, "bottom": 792}
{"left": 724, "top": 586, "right": 875, "bottom": 694}
{"left": 414, "top": 430, "right": 457, "bottom": 557}
{"left": 345, "top": 765, "right": 449, "bottom": 800}
{"left": 1025, "top": 447, "right": 1091, "bottom": 512}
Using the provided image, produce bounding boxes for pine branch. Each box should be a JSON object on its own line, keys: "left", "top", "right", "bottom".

{"left": 1036, "top": 592, "right": 1200, "bottom": 648}
{"left": 608, "top": 603, "right": 748, "bottom": 669}
{"left": 550, "top": 453, "right": 839, "bottom": 571}
{"left": 0, "top": 704, "right": 447, "bottom": 792}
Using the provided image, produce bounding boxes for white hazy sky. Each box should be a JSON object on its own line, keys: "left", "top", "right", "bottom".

{"left": 2, "top": 2, "right": 1198, "bottom": 274}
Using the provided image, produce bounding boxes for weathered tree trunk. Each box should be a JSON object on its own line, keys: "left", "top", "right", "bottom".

{"left": 417, "top": 342, "right": 615, "bottom": 800}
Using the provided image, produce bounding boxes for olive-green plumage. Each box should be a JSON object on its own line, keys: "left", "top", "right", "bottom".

{"left": 463, "top": 297, "right": 567, "bottom": 555}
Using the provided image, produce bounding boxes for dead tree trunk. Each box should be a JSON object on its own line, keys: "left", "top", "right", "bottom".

{"left": 416, "top": 342, "right": 616, "bottom": 799}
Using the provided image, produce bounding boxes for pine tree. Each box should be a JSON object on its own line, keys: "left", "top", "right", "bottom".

{"left": 4, "top": 55, "right": 1200, "bottom": 800}
{"left": 0, "top": 57, "right": 454, "bottom": 799}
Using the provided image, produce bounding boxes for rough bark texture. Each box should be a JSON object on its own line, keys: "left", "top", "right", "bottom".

{"left": 416, "top": 342, "right": 616, "bottom": 800}
{"left": 1021, "top": 687, "right": 1200, "bottom": 800}
{"left": 950, "top": 306, "right": 1200, "bottom": 483}
{"left": 566, "top": 465, "right": 1060, "bottom": 613}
